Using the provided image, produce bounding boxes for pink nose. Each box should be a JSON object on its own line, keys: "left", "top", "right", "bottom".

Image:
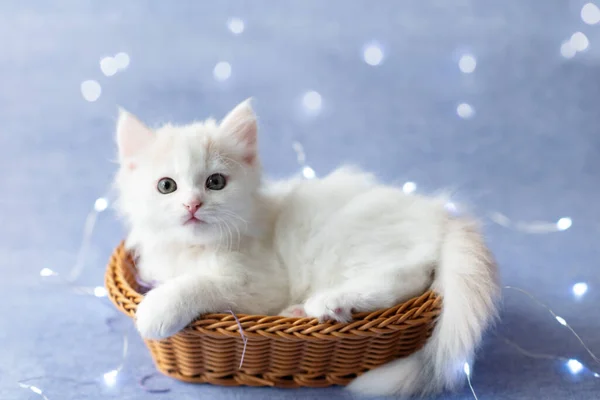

{"left": 183, "top": 200, "right": 202, "bottom": 213}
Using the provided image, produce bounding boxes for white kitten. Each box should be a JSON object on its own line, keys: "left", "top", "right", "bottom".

{"left": 114, "top": 99, "right": 500, "bottom": 397}
{"left": 114, "top": 100, "right": 290, "bottom": 338}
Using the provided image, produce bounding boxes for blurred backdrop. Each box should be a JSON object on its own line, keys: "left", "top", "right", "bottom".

{"left": 1, "top": 1, "right": 599, "bottom": 399}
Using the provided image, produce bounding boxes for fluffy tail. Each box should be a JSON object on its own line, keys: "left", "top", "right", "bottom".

{"left": 348, "top": 217, "right": 500, "bottom": 397}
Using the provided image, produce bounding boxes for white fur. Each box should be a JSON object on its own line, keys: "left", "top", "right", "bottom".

{"left": 113, "top": 100, "right": 500, "bottom": 396}
{"left": 347, "top": 216, "right": 500, "bottom": 397}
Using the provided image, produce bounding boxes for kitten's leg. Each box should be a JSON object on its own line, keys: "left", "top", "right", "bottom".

{"left": 136, "top": 273, "right": 246, "bottom": 339}
{"left": 304, "top": 279, "right": 418, "bottom": 323}
{"left": 304, "top": 290, "right": 358, "bottom": 323}
{"left": 278, "top": 304, "right": 307, "bottom": 318}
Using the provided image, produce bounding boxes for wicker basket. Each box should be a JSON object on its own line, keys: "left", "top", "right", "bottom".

{"left": 105, "top": 241, "right": 442, "bottom": 388}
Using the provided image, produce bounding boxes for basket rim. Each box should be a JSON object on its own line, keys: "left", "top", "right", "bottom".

{"left": 105, "top": 241, "right": 442, "bottom": 339}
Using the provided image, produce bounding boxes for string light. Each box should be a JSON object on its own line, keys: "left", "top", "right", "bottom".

{"left": 572, "top": 282, "right": 588, "bottom": 298}
{"left": 227, "top": 310, "right": 248, "bottom": 368}
{"left": 489, "top": 212, "right": 573, "bottom": 233}
{"left": 567, "top": 359, "right": 584, "bottom": 375}
{"left": 556, "top": 217, "right": 572, "bottom": 231}
{"left": 499, "top": 335, "right": 598, "bottom": 379}
{"left": 18, "top": 383, "right": 49, "bottom": 400}
{"left": 555, "top": 316, "right": 567, "bottom": 326}
{"left": 19, "top": 190, "right": 140, "bottom": 397}
{"left": 302, "top": 166, "right": 316, "bottom": 179}
{"left": 292, "top": 141, "right": 317, "bottom": 180}
{"left": 68, "top": 210, "right": 100, "bottom": 281}
{"left": 94, "top": 286, "right": 108, "bottom": 297}
{"left": 402, "top": 181, "right": 417, "bottom": 194}
{"left": 39, "top": 268, "right": 56, "bottom": 277}
{"left": 103, "top": 370, "right": 118, "bottom": 386}
{"left": 467, "top": 286, "right": 600, "bottom": 400}
{"left": 463, "top": 362, "right": 479, "bottom": 400}
{"left": 502, "top": 286, "right": 600, "bottom": 366}
{"left": 94, "top": 197, "right": 108, "bottom": 212}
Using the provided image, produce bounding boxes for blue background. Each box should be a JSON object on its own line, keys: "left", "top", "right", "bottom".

{"left": 1, "top": 1, "right": 599, "bottom": 399}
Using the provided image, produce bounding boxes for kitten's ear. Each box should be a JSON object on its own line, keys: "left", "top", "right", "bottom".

{"left": 116, "top": 108, "right": 154, "bottom": 161}
{"left": 220, "top": 98, "right": 257, "bottom": 164}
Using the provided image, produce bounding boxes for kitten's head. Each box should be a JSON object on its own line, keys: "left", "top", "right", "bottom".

{"left": 114, "top": 99, "right": 261, "bottom": 246}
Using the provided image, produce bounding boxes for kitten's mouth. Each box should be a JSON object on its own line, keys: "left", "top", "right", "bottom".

{"left": 184, "top": 216, "right": 205, "bottom": 225}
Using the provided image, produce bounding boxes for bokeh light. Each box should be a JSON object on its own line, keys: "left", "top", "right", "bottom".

{"left": 457, "top": 103, "right": 475, "bottom": 119}
{"left": 103, "top": 370, "right": 118, "bottom": 386}
{"left": 94, "top": 197, "right": 108, "bottom": 212}
{"left": 100, "top": 57, "right": 118, "bottom": 76}
{"left": 39, "top": 268, "right": 55, "bottom": 277}
{"left": 213, "top": 62, "right": 232, "bottom": 81}
{"left": 560, "top": 41, "right": 577, "bottom": 59}
{"left": 402, "top": 181, "right": 417, "bottom": 194}
{"left": 228, "top": 18, "right": 245, "bottom": 34}
{"left": 458, "top": 54, "right": 477, "bottom": 73}
{"left": 302, "top": 166, "right": 316, "bottom": 179}
{"left": 572, "top": 282, "right": 588, "bottom": 298}
{"left": 114, "top": 52, "right": 130, "bottom": 70}
{"left": 363, "top": 43, "right": 384, "bottom": 66}
{"left": 81, "top": 80, "right": 102, "bottom": 102}
{"left": 302, "top": 91, "right": 322, "bottom": 113}
{"left": 556, "top": 217, "right": 572, "bottom": 231}
{"left": 570, "top": 32, "right": 589, "bottom": 52}
{"left": 566, "top": 359, "right": 583, "bottom": 375}
{"left": 581, "top": 3, "right": 600, "bottom": 25}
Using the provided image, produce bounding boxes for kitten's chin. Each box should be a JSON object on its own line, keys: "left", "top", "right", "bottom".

{"left": 175, "top": 223, "right": 230, "bottom": 246}
{"left": 138, "top": 219, "right": 247, "bottom": 248}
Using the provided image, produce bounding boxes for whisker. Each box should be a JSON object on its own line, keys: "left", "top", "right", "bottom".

{"left": 214, "top": 217, "right": 224, "bottom": 253}
{"left": 216, "top": 216, "right": 231, "bottom": 252}
{"left": 223, "top": 219, "right": 235, "bottom": 251}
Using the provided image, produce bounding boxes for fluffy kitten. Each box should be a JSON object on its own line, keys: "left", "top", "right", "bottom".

{"left": 114, "top": 99, "right": 500, "bottom": 397}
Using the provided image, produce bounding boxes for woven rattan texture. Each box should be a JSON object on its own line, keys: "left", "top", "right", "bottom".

{"left": 105, "top": 241, "right": 442, "bottom": 388}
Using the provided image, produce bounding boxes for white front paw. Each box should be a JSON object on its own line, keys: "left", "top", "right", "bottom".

{"left": 135, "top": 286, "right": 193, "bottom": 340}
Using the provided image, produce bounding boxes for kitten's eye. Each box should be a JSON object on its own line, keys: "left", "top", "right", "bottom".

{"left": 157, "top": 177, "right": 177, "bottom": 194}
{"left": 206, "top": 173, "right": 227, "bottom": 191}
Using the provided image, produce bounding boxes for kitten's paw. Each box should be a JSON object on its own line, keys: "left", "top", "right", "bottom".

{"left": 304, "top": 293, "right": 354, "bottom": 323}
{"left": 135, "top": 287, "right": 193, "bottom": 340}
{"left": 279, "top": 304, "right": 307, "bottom": 318}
